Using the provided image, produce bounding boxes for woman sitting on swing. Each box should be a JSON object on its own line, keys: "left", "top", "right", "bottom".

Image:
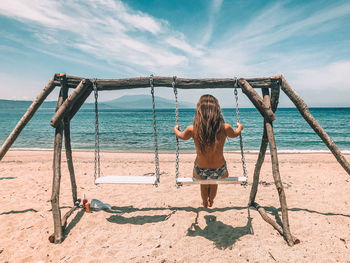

{"left": 174, "top": 94, "right": 243, "bottom": 208}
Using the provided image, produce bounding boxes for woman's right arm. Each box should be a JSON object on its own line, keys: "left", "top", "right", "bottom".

{"left": 224, "top": 123, "right": 243, "bottom": 138}
{"left": 174, "top": 125, "right": 193, "bottom": 140}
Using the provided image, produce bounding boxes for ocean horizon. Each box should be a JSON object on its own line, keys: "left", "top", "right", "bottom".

{"left": 1, "top": 107, "right": 349, "bottom": 153}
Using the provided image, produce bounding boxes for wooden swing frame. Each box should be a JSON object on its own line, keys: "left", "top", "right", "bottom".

{"left": 1, "top": 73, "right": 350, "bottom": 246}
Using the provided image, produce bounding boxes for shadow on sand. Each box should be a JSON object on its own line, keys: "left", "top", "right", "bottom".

{"left": 104, "top": 205, "right": 249, "bottom": 226}
{"left": 100, "top": 202, "right": 350, "bottom": 248}
{"left": 0, "top": 177, "right": 16, "bottom": 180}
{"left": 64, "top": 209, "right": 85, "bottom": 238}
{"left": 187, "top": 214, "right": 253, "bottom": 249}
{"left": 0, "top": 208, "right": 38, "bottom": 215}
{"left": 104, "top": 204, "right": 253, "bottom": 248}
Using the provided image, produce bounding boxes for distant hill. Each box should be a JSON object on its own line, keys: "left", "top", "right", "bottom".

{"left": 101, "top": 95, "right": 194, "bottom": 109}
{"left": 0, "top": 95, "right": 194, "bottom": 110}
{"left": 0, "top": 99, "right": 58, "bottom": 109}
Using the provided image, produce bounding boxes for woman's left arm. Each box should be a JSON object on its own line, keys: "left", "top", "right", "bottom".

{"left": 173, "top": 125, "right": 193, "bottom": 140}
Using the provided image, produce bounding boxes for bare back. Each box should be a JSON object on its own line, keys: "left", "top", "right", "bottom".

{"left": 173, "top": 122, "right": 243, "bottom": 169}
{"left": 193, "top": 124, "right": 226, "bottom": 169}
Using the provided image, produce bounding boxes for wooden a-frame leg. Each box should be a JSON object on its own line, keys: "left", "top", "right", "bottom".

{"left": 265, "top": 120, "right": 294, "bottom": 246}
{"left": 249, "top": 124, "right": 268, "bottom": 205}
{"left": 60, "top": 75, "right": 78, "bottom": 204}
{"left": 280, "top": 76, "right": 350, "bottom": 176}
{"left": 262, "top": 88, "right": 294, "bottom": 246}
{"left": 51, "top": 87, "right": 65, "bottom": 244}
{"left": 243, "top": 84, "right": 298, "bottom": 245}
{"left": 64, "top": 120, "right": 78, "bottom": 204}
{"left": 249, "top": 86, "right": 279, "bottom": 205}
{"left": 0, "top": 74, "right": 58, "bottom": 160}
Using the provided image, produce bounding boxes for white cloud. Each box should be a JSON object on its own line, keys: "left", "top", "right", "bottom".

{"left": 200, "top": 0, "right": 223, "bottom": 46}
{"left": 165, "top": 36, "right": 204, "bottom": 57}
{"left": 0, "top": 0, "right": 196, "bottom": 70}
{"left": 0, "top": 0, "right": 350, "bottom": 105}
{"left": 292, "top": 61, "right": 350, "bottom": 91}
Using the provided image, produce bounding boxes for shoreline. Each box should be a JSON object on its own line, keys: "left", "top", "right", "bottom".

{"left": 5, "top": 148, "right": 350, "bottom": 155}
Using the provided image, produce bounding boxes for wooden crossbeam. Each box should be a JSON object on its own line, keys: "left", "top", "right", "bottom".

{"left": 61, "top": 75, "right": 281, "bottom": 90}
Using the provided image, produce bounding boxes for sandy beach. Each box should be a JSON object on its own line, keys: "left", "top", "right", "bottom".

{"left": 1, "top": 150, "right": 350, "bottom": 262}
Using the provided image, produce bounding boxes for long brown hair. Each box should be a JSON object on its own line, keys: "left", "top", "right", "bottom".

{"left": 193, "top": 94, "right": 224, "bottom": 153}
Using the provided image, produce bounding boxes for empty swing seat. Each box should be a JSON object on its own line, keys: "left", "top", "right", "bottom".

{"left": 176, "top": 176, "right": 247, "bottom": 185}
{"left": 95, "top": 175, "right": 158, "bottom": 185}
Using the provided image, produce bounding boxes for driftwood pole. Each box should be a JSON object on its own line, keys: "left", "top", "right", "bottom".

{"left": 249, "top": 86, "right": 280, "bottom": 205}
{"left": 50, "top": 79, "right": 91, "bottom": 128}
{"left": 60, "top": 75, "right": 78, "bottom": 204}
{"left": 251, "top": 201, "right": 299, "bottom": 244}
{"left": 51, "top": 86, "right": 65, "bottom": 243}
{"left": 238, "top": 79, "right": 276, "bottom": 122}
{"left": 242, "top": 85, "right": 297, "bottom": 245}
{"left": 64, "top": 76, "right": 282, "bottom": 90}
{"left": 262, "top": 88, "right": 294, "bottom": 246}
{"left": 68, "top": 86, "right": 93, "bottom": 120}
{"left": 249, "top": 124, "right": 268, "bottom": 205}
{"left": 0, "top": 74, "right": 58, "bottom": 160}
{"left": 280, "top": 76, "right": 350, "bottom": 176}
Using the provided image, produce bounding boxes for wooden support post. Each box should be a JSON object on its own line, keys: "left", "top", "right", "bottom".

{"left": 270, "top": 86, "right": 280, "bottom": 113}
{"left": 68, "top": 87, "right": 93, "bottom": 120}
{"left": 263, "top": 89, "right": 295, "bottom": 246}
{"left": 62, "top": 200, "right": 81, "bottom": 230}
{"left": 249, "top": 125, "right": 268, "bottom": 205}
{"left": 50, "top": 79, "right": 91, "bottom": 128}
{"left": 253, "top": 201, "right": 284, "bottom": 236}
{"left": 280, "top": 76, "right": 350, "bottom": 176}
{"left": 249, "top": 87, "right": 280, "bottom": 205}
{"left": 64, "top": 120, "right": 78, "bottom": 203}
{"left": 252, "top": 202, "right": 300, "bottom": 244}
{"left": 238, "top": 79, "right": 276, "bottom": 122}
{"left": 51, "top": 87, "right": 65, "bottom": 244}
{"left": 0, "top": 75, "right": 58, "bottom": 160}
{"left": 60, "top": 75, "right": 78, "bottom": 204}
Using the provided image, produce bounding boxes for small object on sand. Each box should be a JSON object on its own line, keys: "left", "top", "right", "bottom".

{"left": 83, "top": 195, "right": 87, "bottom": 206}
{"left": 268, "top": 251, "right": 276, "bottom": 261}
{"left": 85, "top": 203, "right": 91, "bottom": 213}
{"left": 48, "top": 234, "right": 55, "bottom": 243}
{"left": 90, "top": 199, "right": 111, "bottom": 211}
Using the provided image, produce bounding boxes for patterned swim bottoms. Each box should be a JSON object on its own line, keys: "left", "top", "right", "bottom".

{"left": 194, "top": 162, "right": 227, "bottom": 180}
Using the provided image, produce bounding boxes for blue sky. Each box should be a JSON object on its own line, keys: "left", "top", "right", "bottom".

{"left": 0, "top": 0, "right": 349, "bottom": 107}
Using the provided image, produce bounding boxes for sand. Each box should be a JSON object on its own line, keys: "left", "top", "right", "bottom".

{"left": 1, "top": 150, "right": 350, "bottom": 263}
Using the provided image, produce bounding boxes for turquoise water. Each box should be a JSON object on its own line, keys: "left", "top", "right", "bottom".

{"left": 1, "top": 107, "right": 349, "bottom": 153}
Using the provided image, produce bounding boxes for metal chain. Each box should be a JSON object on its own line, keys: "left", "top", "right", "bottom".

{"left": 172, "top": 76, "right": 181, "bottom": 187}
{"left": 234, "top": 78, "right": 248, "bottom": 187}
{"left": 93, "top": 79, "right": 101, "bottom": 184}
{"left": 150, "top": 75, "right": 160, "bottom": 186}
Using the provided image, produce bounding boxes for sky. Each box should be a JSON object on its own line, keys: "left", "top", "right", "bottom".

{"left": 0, "top": 0, "right": 349, "bottom": 107}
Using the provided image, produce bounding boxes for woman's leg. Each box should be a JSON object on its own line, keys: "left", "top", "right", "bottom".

{"left": 208, "top": 185, "right": 218, "bottom": 207}
{"left": 200, "top": 185, "right": 209, "bottom": 208}
{"left": 208, "top": 170, "right": 228, "bottom": 207}
{"left": 194, "top": 168, "right": 209, "bottom": 208}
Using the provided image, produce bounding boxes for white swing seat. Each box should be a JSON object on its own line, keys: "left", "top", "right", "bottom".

{"left": 95, "top": 175, "right": 158, "bottom": 185}
{"left": 176, "top": 176, "right": 247, "bottom": 185}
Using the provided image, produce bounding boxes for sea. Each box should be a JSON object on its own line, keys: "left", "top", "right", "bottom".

{"left": 1, "top": 107, "right": 349, "bottom": 153}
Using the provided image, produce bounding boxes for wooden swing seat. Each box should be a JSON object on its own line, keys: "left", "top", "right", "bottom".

{"left": 176, "top": 176, "right": 247, "bottom": 185}
{"left": 95, "top": 175, "right": 158, "bottom": 185}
